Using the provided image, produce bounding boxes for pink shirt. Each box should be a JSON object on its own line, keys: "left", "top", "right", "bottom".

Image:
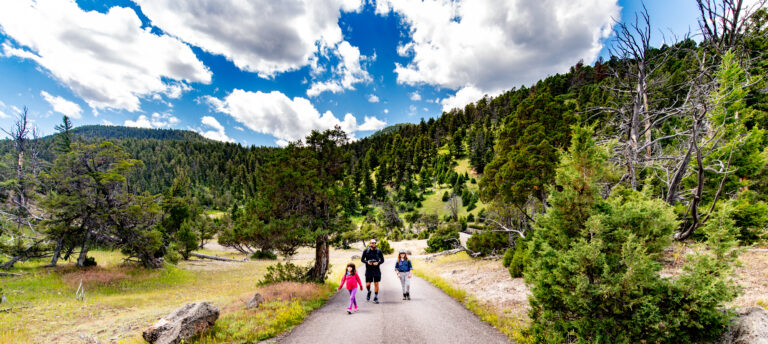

{"left": 339, "top": 272, "right": 362, "bottom": 290}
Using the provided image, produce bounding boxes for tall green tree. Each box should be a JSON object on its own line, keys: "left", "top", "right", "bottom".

{"left": 526, "top": 126, "right": 740, "bottom": 343}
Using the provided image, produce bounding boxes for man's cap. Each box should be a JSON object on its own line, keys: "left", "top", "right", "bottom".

{"left": 370, "top": 239, "right": 377, "bottom": 244}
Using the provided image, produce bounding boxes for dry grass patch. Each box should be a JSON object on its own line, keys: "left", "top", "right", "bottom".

{"left": 59, "top": 266, "right": 129, "bottom": 288}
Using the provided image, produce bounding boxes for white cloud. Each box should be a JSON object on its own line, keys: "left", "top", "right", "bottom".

{"left": 357, "top": 116, "right": 386, "bottom": 131}
{"left": 440, "top": 85, "right": 485, "bottom": 111}
{"left": 205, "top": 89, "right": 385, "bottom": 144}
{"left": 410, "top": 91, "right": 421, "bottom": 101}
{"left": 383, "top": 108, "right": 389, "bottom": 114}
{"left": 0, "top": 100, "right": 8, "bottom": 119}
{"left": 199, "top": 115, "right": 234, "bottom": 142}
{"left": 307, "top": 41, "right": 372, "bottom": 97}
{"left": 40, "top": 91, "right": 82, "bottom": 119}
{"left": 124, "top": 115, "right": 153, "bottom": 128}
{"left": 0, "top": 0, "right": 211, "bottom": 112}
{"left": 368, "top": 94, "right": 380, "bottom": 103}
{"left": 149, "top": 112, "right": 180, "bottom": 128}
{"left": 101, "top": 119, "right": 114, "bottom": 126}
{"left": 135, "top": 0, "right": 362, "bottom": 78}
{"left": 124, "top": 112, "right": 180, "bottom": 128}
{"left": 378, "top": 0, "right": 618, "bottom": 103}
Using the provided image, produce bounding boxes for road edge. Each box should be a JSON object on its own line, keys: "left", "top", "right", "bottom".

{"left": 413, "top": 259, "right": 529, "bottom": 343}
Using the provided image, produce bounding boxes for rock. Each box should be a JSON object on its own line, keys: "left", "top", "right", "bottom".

{"left": 351, "top": 255, "right": 360, "bottom": 260}
{"left": 719, "top": 307, "right": 768, "bottom": 344}
{"left": 246, "top": 293, "right": 264, "bottom": 309}
{"left": 77, "top": 333, "right": 99, "bottom": 344}
{"left": 406, "top": 250, "right": 412, "bottom": 256}
{"left": 1, "top": 295, "right": 7, "bottom": 304}
{"left": 142, "top": 302, "right": 219, "bottom": 344}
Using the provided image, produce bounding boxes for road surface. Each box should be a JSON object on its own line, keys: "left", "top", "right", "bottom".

{"left": 278, "top": 259, "right": 510, "bottom": 344}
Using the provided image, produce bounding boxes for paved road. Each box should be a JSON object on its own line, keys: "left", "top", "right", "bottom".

{"left": 278, "top": 259, "right": 510, "bottom": 344}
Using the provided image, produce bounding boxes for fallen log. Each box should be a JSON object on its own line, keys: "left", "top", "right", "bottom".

{"left": 190, "top": 252, "right": 246, "bottom": 262}
{"left": 0, "top": 272, "right": 22, "bottom": 277}
{"left": 0, "top": 306, "right": 30, "bottom": 313}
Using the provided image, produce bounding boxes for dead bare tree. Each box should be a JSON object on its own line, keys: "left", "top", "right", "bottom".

{"left": 445, "top": 195, "right": 461, "bottom": 222}
{"left": 601, "top": 5, "right": 683, "bottom": 190}
{"left": 697, "top": 0, "right": 767, "bottom": 54}
{"left": 0, "top": 108, "right": 48, "bottom": 269}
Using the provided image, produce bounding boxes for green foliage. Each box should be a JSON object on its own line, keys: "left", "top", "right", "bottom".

{"left": 175, "top": 220, "right": 199, "bottom": 260}
{"left": 502, "top": 247, "right": 514, "bottom": 268}
{"left": 259, "top": 262, "right": 311, "bottom": 286}
{"left": 526, "top": 126, "right": 740, "bottom": 343}
{"left": 164, "top": 246, "right": 181, "bottom": 265}
{"left": 377, "top": 238, "right": 394, "bottom": 255}
{"left": 466, "top": 231, "right": 508, "bottom": 256}
{"left": 426, "top": 223, "right": 460, "bottom": 253}
{"left": 251, "top": 250, "right": 278, "bottom": 260}
{"left": 730, "top": 190, "right": 768, "bottom": 244}
{"left": 417, "top": 230, "right": 429, "bottom": 240}
{"left": 441, "top": 191, "right": 450, "bottom": 202}
{"left": 507, "top": 240, "right": 529, "bottom": 278}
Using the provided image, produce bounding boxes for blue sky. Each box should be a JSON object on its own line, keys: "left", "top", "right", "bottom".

{"left": 0, "top": 0, "right": 700, "bottom": 146}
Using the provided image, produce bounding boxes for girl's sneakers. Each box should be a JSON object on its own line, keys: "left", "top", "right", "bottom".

{"left": 354, "top": 307, "right": 359, "bottom": 312}
{"left": 402, "top": 294, "right": 407, "bottom": 300}
{"left": 347, "top": 308, "right": 352, "bottom": 314}
{"left": 406, "top": 292, "right": 411, "bottom": 300}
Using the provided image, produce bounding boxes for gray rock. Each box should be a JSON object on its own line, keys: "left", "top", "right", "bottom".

{"left": 246, "top": 293, "right": 264, "bottom": 309}
{"left": 143, "top": 302, "right": 219, "bottom": 344}
{"left": 1, "top": 295, "right": 7, "bottom": 304}
{"left": 719, "top": 307, "right": 768, "bottom": 344}
{"left": 351, "top": 255, "right": 360, "bottom": 260}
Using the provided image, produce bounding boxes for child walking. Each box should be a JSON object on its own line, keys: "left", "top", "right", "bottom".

{"left": 394, "top": 250, "right": 413, "bottom": 300}
{"left": 338, "top": 263, "right": 363, "bottom": 314}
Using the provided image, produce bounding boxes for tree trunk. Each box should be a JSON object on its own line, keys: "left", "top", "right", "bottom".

{"left": 48, "top": 236, "right": 64, "bottom": 267}
{"left": 76, "top": 232, "right": 91, "bottom": 267}
{"left": 308, "top": 236, "right": 329, "bottom": 282}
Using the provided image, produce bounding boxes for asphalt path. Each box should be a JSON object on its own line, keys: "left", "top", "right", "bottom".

{"left": 278, "top": 259, "right": 510, "bottom": 344}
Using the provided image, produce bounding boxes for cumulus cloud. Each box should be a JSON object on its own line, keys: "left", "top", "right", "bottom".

{"left": 124, "top": 112, "right": 180, "bottom": 128}
{"left": 0, "top": 0, "right": 211, "bottom": 112}
{"left": 40, "top": 91, "right": 82, "bottom": 119}
{"left": 124, "top": 115, "right": 152, "bottom": 128}
{"left": 135, "top": 0, "right": 362, "bottom": 78}
{"left": 307, "top": 41, "right": 372, "bottom": 97}
{"left": 440, "top": 85, "right": 484, "bottom": 111}
{"left": 205, "top": 89, "right": 385, "bottom": 144}
{"left": 199, "top": 115, "right": 234, "bottom": 142}
{"left": 368, "top": 94, "right": 380, "bottom": 103}
{"left": 410, "top": 91, "right": 421, "bottom": 101}
{"left": 378, "top": 0, "right": 618, "bottom": 107}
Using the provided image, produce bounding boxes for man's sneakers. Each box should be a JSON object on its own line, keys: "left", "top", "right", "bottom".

{"left": 373, "top": 296, "right": 379, "bottom": 304}
{"left": 366, "top": 290, "right": 371, "bottom": 301}
{"left": 406, "top": 292, "right": 411, "bottom": 300}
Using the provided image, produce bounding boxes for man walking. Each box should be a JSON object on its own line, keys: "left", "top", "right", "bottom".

{"left": 361, "top": 239, "right": 384, "bottom": 303}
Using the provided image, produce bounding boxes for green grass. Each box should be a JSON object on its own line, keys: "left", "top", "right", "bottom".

{"left": 414, "top": 252, "right": 532, "bottom": 343}
{"left": 0, "top": 249, "right": 284, "bottom": 343}
{"left": 418, "top": 185, "right": 486, "bottom": 219}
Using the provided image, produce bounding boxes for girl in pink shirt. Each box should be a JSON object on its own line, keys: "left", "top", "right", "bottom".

{"left": 338, "top": 263, "right": 363, "bottom": 314}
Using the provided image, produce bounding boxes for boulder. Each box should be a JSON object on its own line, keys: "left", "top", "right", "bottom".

{"left": 246, "top": 293, "right": 264, "bottom": 309}
{"left": 351, "top": 255, "right": 360, "bottom": 260}
{"left": 719, "top": 307, "right": 768, "bottom": 344}
{"left": 143, "top": 302, "right": 219, "bottom": 344}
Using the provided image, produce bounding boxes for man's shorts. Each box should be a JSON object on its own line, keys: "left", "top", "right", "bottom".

{"left": 365, "top": 267, "right": 381, "bottom": 283}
